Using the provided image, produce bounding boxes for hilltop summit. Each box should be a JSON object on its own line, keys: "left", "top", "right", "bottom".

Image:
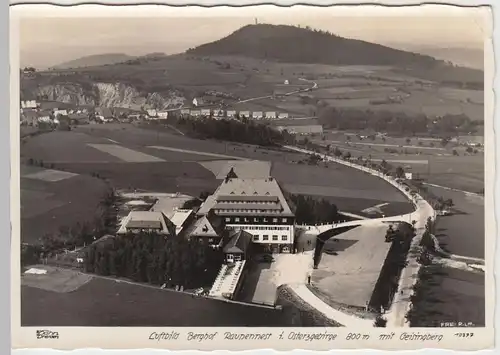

{"left": 187, "top": 24, "right": 439, "bottom": 67}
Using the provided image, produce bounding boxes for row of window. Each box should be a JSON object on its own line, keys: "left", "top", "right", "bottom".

{"left": 218, "top": 200, "right": 277, "bottom": 205}
{"left": 253, "top": 235, "right": 288, "bottom": 242}
{"left": 231, "top": 225, "right": 291, "bottom": 231}
{"left": 216, "top": 209, "right": 282, "bottom": 214}
{"left": 225, "top": 217, "right": 290, "bottom": 224}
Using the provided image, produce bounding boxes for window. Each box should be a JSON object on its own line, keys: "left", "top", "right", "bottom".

{"left": 253, "top": 235, "right": 259, "bottom": 241}
{"left": 273, "top": 218, "right": 278, "bottom": 223}
{"left": 263, "top": 235, "right": 269, "bottom": 241}
{"left": 281, "top": 235, "right": 287, "bottom": 241}
{"left": 234, "top": 255, "right": 242, "bottom": 261}
{"left": 235, "top": 217, "right": 240, "bottom": 222}
{"left": 272, "top": 235, "right": 278, "bottom": 241}
{"left": 254, "top": 217, "right": 259, "bottom": 222}
{"left": 225, "top": 217, "right": 231, "bottom": 222}
{"left": 208, "top": 238, "right": 214, "bottom": 243}
{"left": 282, "top": 218, "right": 288, "bottom": 223}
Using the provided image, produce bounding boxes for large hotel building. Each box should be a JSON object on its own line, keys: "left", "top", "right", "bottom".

{"left": 197, "top": 176, "right": 296, "bottom": 254}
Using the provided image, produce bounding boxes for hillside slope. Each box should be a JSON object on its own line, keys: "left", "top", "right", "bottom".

{"left": 51, "top": 53, "right": 135, "bottom": 70}
{"left": 188, "top": 24, "right": 483, "bottom": 85}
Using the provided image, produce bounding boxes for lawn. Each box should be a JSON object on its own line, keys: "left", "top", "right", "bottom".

{"left": 21, "top": 275, "right": 288, "bottom": 327}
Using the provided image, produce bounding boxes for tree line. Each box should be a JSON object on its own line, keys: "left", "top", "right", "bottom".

{"left": 174, "top": 116, "right": 296, "bottom": 147}
{"left": 289, "top": 194, "right": 340, "bottom": 225}
{"left": 317, "top": 106, "right": 482, "bottom": 136}
{"left": 84, "top": 232, "right": 222, "bottom": 289}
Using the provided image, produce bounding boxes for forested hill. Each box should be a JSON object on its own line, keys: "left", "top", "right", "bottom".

{"left": 187, "top": 24, "right": 484, "bottom": 86}
{"left": 188, "top": 24, "right": 439, "bottom": 67}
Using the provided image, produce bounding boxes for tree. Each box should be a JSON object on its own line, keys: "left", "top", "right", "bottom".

{"left": 406, "top": 138, "right": 411, "bottom": 145}
{"left": 466, "top": 146, "right": 474, "bottom": 154}
{"left": 452, "top": 149, "right": 459, "bottom": 156}
{"left": 441, "top": 137, "right": 450, "bottom": 147}
{"left": 343, "top": 151, "right": 351, "bottom": 160}
{"left": 395, "top": 166, "right": 405, "bottom": 178}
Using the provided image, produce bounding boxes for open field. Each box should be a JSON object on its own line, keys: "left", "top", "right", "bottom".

{"left": 315, "top": 131, "right": 484, "bottom": 192}
{"left": 21, "top": 272, "right": 288, "bottom": 327}
{"left": 410, "top": 267, "right": 484, "bottom": 327}
{"left": 21, "top": 168, "right": 108, "bottom": 244}
{"left": 21, "top": 125, "right": 415, "bottom": 220}
{"left": 311, "top": 224, "right": 391, "bottom": 308}
{"left": 22, "top": 266, "right": 93, "bottom": 293}
{"left": 428, "top": 186, "right": 485, "bottom": 259}
{"left": 51, "top": 162, "right": 219, "bottom": 197}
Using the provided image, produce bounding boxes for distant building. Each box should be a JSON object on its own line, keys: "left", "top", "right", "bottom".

{"left": 226, "top": 110, "right": 237, "bottom": 118}
{"left": 192, "top": 97, "right": 204, "bottom": 107}
{"left": 278, "top": 113, "right": 289, "bottom": 119}
{"left": 404, "top": 172, "right": 413, "bottom": 180}
{"left": 146, "top": 109, "right": 158, "bottom": 118}
{"left": 198, "top": 177, "right": 296, "bottom": 254}
{"left": 21, "top": 100, "right": 37, "bottom": 109}
{"left": 20, "top": 110, "right": 39, "bottom": 126}
{"left": 95, "top": 107, "right": 114, "bottom": 120}
{"left": 181, "top": 108, "right": 191, "bottom": 116}
{"left": 265, "top": 111, "right": 277, "bottom": 119}
{"left": 252, "top": 111, "right": 263, "bottom": 119}
{"left": 201, "top": 108, "right": 211, "bottom": 116}
{"left": 212, "top": 109, "right": 224, "bottom": 117}
{"left": 68, "top": 113, "right": 90, "bottom": 125}
{"left": 191, "top": 110, "right": 201, "bottom": 117}
{"left": 284, "top": 80, "right": 289, "bottom": 85}
{"left": 157, "top": 111, "right": 169, "bottom": 119}
{"left": 239, "top": 111, "right": 250, "bottom": 119}
{"left": 53, "top": 109, "right": 68, "bottom": 118}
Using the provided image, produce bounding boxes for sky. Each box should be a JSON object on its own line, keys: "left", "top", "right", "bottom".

{"left": 15, "top": 5, "right": 489, "bottom": 69}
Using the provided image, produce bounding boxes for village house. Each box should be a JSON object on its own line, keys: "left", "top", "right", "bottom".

{"left": 146, "top": 109, "right": 158, "bottom": 118}
{"left": 95, "top": 107, "right": 114, "bottom": 122}
{"left": 20, "top": 99, "right": 37, "bottom": 109}
{"left": 278, "top": 112, "right": 289, "bottom": 119}
{"left": 252, "top": 111, "right": 263, "bottom": 120}
{"left": 265, "top": 111, "right": 277, "bottom": 119}
{"left": 53, "top": 109, "right": 68, "bottom": 118}
{"left": 68, "top": 112, "right": 90, "bottom": 125}
{"left": 201, "top": 108, "right": 211, "bottom": 117}
{"left": 157, "top": 111, "right": 169, "bottom": 120}
{"left": 180, "top": 108, "right": 191, "bottom": 116}
{"left": 192, "top": 97, "right": 205, "bottom": 107}
{"left": 239, "top": 111, "right": 250, "bottom": 119}
{"left": 226, "top": 110, "right": 237, "bottom": 118}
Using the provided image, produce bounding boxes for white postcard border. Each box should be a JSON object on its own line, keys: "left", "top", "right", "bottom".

{"left": 8, "top": 1, "right": 497, "bottom": 352}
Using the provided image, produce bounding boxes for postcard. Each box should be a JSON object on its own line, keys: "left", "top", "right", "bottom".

{"left": 10, "top": 2, "right": 494, "bottom": 351}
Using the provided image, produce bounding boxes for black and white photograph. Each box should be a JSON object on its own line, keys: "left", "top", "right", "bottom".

{"left": 11, "top": 3, "right": 493, "bottom": 350}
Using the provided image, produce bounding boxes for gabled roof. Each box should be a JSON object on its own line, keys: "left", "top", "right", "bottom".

{"left": 118, "top": 211, "right": 175, "bottom": 235}
{"left": 186, "top": 210, "right": 224, "bottom": 238}
{"left": 223, "top": 230, "right": 252, "bottom": 254}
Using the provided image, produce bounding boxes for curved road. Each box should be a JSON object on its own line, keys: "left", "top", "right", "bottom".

{"left": 285, "top": 145, "right": 435, "bottom": 328}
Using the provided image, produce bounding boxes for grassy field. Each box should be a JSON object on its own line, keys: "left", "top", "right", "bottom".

{"left": 313, "top": 131, "right": 484, "bottom": 193}
{"left": 311, "top": 224, "right": 390, "bottom": 309}
{"left": 428, "top": 186, "right": 485, "bottom": 259}
{"left": 21, "top": 168, "right": 108, "bottom": 244}
{"left": 20, "top": 125, "right": 415, "bottom": 221}
{"left": 21, "top": 273, "right": 288, "bottom": 327}
{"left": 410, "top": 266, "right": 485, "bottom": 327}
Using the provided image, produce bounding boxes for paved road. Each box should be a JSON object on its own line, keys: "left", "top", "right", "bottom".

{"left": 285, "top": 145, "right": 435, "bottom": 327}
